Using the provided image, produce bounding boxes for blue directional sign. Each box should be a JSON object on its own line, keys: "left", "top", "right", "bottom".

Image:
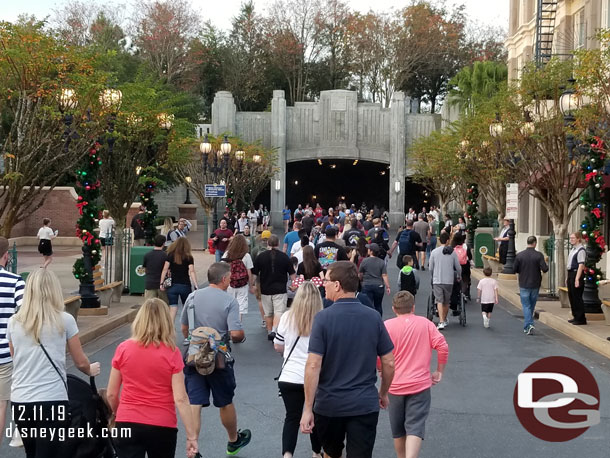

{"left": 204, "top": 184, "right": 226, "bottom": 197}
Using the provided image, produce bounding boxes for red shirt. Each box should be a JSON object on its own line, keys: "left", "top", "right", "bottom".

{"left": 214, "top": 229, "right": 234, "bottom": 252}
{"left": 112, "top": 339, "right": 184, "bottom": 428}
{"left": 384, "top": 314, "right": 449, "bottom": 395}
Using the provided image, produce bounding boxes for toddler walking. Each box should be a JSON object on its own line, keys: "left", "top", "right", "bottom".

{"left": 477, "top": 267, "right": 498, "bottom": 328}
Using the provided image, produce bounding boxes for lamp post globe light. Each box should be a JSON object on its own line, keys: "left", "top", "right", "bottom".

{"left": 489, "top": 114, "right": 516, "bottom": 274}
{"left": 199, "top": 134, "right": 244, "bottom": 230}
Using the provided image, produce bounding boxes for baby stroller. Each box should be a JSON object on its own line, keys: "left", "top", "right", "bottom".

{"left": 62, "top": 375, "right": 118, "bottom": 458}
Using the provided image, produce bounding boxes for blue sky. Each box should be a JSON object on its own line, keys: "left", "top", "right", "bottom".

{"left": 2, "top": 0, "right": 509, "bottom": 32}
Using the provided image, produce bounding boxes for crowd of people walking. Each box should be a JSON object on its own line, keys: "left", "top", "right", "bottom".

{"left": 0, "top": 198, "right": 594, "bottom": 458}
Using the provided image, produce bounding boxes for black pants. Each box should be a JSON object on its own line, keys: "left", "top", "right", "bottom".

{"left": 12, "top": 401, "right": 69, "bottom": 458}
{"left": 315, "top": 411, "right": 379, "bottom": 458}
{"left": 567, "top": 270, "right": 586, "bottom": 323}
{"left": 278, "top": 382, "right": 322, "bottom": 455}
{"left": 114, "top": 422, "right": 178, "bottom": 458}
{"left": 499, "top": 242, "right": 508, "bottom": 264}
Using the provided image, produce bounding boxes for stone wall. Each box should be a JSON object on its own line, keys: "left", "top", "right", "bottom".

{"left": 236, "top": 113, "right": 272, "bottom": 149}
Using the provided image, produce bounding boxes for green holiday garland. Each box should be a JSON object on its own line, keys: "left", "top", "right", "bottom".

{"left": 465, "top": 183, "right": 479, "bottom": 236}
{"left": 139, "top": 179, "right": 158, "bottom": 245}
{"left": 579, "top": 137, "right": 606, "bottom": 286}
{"left": 73, "top": 142, "right": 103, "bottom": 283}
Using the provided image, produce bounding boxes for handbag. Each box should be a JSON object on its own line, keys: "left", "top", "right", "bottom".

{"left": 162, "top": 270, "right": 172, "bottom": 289}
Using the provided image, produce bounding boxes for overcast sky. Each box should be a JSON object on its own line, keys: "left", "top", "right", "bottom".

{"left": 2, "top": 0, "right": 509, "bottom": 32}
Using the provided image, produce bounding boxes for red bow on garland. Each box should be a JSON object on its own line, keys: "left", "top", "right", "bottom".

{"left": 596, "top": 235, "right": 606, "bottom": 251}
{"left": 592, "top": 208, "right": 602, "bottom": 218}
{"left": 76, "top": 201, "right": 88, "bottom": 215}
{"left": 592, "top": 137, "right": 604, "bottom": 151}
{"left": 585, "top": 171, "right": 598, "bottom": 182}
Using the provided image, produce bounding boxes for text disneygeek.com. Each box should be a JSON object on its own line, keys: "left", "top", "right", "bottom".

{"left": 5, "top": 424, "right": 132, "bottom": 441}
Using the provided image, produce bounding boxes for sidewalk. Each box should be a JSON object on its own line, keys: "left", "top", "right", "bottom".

{"left": 471, "top": 268, "right": 610, "bottom": 359}
{"left": 13, "top": 232, "right": 216, "bottom": 345}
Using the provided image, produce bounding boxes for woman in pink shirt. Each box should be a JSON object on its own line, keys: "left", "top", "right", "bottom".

{"left": 107, "top": 298, "right": 198, "bottom": 458}
{"left": 383, "top": 291, "right": 449, "bottom": 458}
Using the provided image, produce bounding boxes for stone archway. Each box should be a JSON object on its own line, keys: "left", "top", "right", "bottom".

{"left": 209, "top": 89, "right": 441, "bottom": 227}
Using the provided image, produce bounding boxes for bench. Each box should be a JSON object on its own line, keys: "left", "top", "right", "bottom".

{"left": 482, "top": 254, "right": 502, "bottom": 273}
{"left": 95, "top": 281, "right": 123, "bottom": 307}
{"left": 558, "top": 287, "right": 570, "bottom": 308}
{"left": 602, "top": 300, "right": 610, "bottom": 325}
{"left": 64, "top": 296, "right": 82, "bottom": 320}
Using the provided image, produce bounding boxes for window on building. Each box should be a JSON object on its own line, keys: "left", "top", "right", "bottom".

{"left": 574, "top": 8, "right": 586, "bottom": 49}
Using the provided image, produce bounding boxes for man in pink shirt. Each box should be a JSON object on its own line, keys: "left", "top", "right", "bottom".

{"left": 384, "top": 291, "right": 449, "bottom": 458}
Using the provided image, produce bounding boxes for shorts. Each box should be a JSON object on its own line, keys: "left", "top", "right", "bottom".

{"left": 417, "top": 243, "right": 427, "bottom": 252}
{"left": 481, "top": 303, "right": 495, "bottom": 313}
{"left": 0, "top": 362, "right": 12, "bottom": 401}
{"left": 184, "top": 364, "right": 236, "bottom": 408}
{"left": 144, "top": 288, "right": 169, "bottom": 304}
{"left": 100, "top": 237, "right": 113, "bottom": 247}
{"left": 433, "top": 284, "right": 453, "bottom": 305}
{"left": 228, "top": 285, "right": 249, "bottom": 314}
{"left": 388, "top": 389, "right": 431, "bottom": 439}
{"left": 314, "top": 411, "right": 379, "bottom": 458}
{"left": 261, "top": 293, "right": 287, "bottom": 317}
{"left": 38, "top": 239, "right": 52, "bottom": 256}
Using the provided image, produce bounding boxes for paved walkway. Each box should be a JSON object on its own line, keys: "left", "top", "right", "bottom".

{"left": 3, "top": 242, "right": 609, "bottom": 457}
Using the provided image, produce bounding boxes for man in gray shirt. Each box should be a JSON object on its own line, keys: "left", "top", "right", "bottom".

{"left": 428, "top": 231, "right": 461, "bottom": 330}
{"left": 181, "top": 262, "right": 251, "bottom": 455}
{"left": 413, "top": 213, "right": 430, "bottom": 270}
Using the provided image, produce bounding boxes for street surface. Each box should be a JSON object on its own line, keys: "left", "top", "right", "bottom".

{"left": 2, "top": 256, "right": 609, "bottom": 457}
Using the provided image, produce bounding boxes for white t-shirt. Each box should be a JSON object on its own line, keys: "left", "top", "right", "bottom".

{"left": 477, "top": 277, "right": 498, "bottom": 304}
{"left": 99, "top": 217, "right": 115, "bottom": 238}
{"left": 274, "top": 312, "right": 311, "bottom": 384}
{"left": 222, "top": 252, "right": 254, "bottom": 270}
{"left": 236, "top": 218, "right": 249, "bottom": 233}
{"left": 37, "top": 226, "right": 54, "bottom": 240}
{"left": 7, "top": 312, "right": 79, "bottom": 402}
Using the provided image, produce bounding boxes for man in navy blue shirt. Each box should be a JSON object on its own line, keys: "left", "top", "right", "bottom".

{"left": 300, "top": 261, "right": 395, "bottom": 458}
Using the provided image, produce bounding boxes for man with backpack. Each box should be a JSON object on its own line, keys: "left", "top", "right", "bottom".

{"left": 367, "top": 218, "right": 390, "bottom": 260}
{"left": 166, "top": 218, "right": 191, "bottom": 244}
{"left": 181, "top": 262, "right": 251, "bottom": 456}
{"left": 388, "top": 220, "right": 422, "bottom": 269}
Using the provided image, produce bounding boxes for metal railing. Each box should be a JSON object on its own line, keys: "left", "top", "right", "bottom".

{"left": 6, "top": 242, "right": 17, "bottom": 274}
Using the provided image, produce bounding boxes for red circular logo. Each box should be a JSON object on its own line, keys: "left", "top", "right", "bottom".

{"left": 513, "top": 356, "right": 600, "bottom": 441}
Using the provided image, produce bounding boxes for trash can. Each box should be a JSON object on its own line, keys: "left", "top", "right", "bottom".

{"left": 474, "top": 232, "right": 495, "bottom": 268}
{"left": 130, "top": 246, "right": 153, "bottom": 294}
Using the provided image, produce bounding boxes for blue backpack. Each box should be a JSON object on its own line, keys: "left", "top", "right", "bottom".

{"left": 398, "top": 229, "right": 414, "bottom": 255}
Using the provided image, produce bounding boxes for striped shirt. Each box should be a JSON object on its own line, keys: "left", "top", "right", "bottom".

{"left": 0, "top": 268, "right": 25, "bottom": 365}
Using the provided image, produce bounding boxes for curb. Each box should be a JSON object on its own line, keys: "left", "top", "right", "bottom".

{"left": 78, "top": 305, "right": 140, "bottom": 346}
{"left": 471, "top": 269, "right": 610, "bottom": 359}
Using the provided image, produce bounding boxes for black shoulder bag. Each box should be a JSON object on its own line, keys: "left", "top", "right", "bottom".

{"left": 40, "top": 342, "right": 69, "bottom": 395}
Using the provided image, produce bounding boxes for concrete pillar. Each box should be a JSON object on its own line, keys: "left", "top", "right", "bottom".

{"left": 389, "top": 92, "right": 408, "bottom": 228}
{"left": 270, "top": 90, "right": 287, "bottom": 226}
{"left": 211, "top": 91, "right": 236, "bottom": 136}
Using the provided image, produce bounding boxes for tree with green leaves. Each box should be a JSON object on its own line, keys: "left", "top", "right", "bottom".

{"left": 449, "top": 60, "right": 508, "bottom": 115}
{"left": 0, "top": 20, "right": 107, "bottom": 237}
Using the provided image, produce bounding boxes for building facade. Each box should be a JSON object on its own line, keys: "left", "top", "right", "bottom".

{"left": 506, "top": 0, "right": 610, "bottom": 281}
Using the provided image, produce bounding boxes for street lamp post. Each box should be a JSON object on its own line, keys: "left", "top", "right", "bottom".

{"left": 185, "top": 176, "right": 192, "bottom": 204}
{"left": 489, "top": 114, "right": 516, "bottom": 274}
{"left": 560, "top": 83, "right": 602, "bottom": 313}
{"left": 200, "top": 134, "right": 244, "bottom": 231}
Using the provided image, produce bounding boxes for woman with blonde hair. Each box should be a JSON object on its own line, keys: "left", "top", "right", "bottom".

{"left": 222, "top": 234, "right": 255, "bottom": 321}
{"left": 273, "top": 282, "right": 323, "bottom": 458}
{"left": 160, "top": 237, "right": 198, "bottom": 321}
{"left": 161, "top": 217, "right": 174, "bottom": 249}
{"left": 8, "top": 268, "right": 101, "bottom": 457}
{"left": 107, "top": 298, "right": 199, "bottom": 458}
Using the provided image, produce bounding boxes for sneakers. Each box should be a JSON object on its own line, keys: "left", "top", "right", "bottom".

{"left": 261, "top": 320, "right": 267, "bottom": 328}
{"left": 525, "top": 325, "right": 535, "bottom": 335}
{"left": 227, "top": 429, "right": 252, "bottom": 455}
{"left": 437, "top": 321, "right": 446, "bottom": 330}
{"left": 267, "top": 331, "right": 276, "bottom": 341}
{"left": 482, "top": 313, "right": 489, "bottom": 328}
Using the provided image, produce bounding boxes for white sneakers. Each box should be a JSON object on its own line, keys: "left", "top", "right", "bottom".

{"left": 482, "top": 313, "right": 490, "bottom": 328}
{"left": 437, "top": 321, "right": 448, "bottom": 330}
